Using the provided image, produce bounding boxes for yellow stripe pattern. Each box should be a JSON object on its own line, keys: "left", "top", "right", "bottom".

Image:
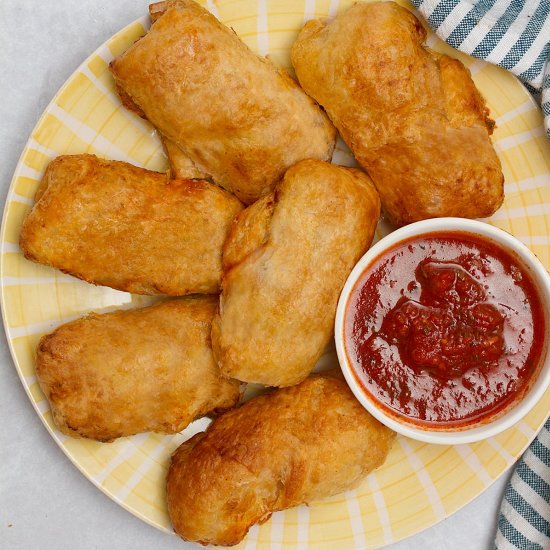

{"left": 1, "top": 1, "right": 549, "bottom": 548}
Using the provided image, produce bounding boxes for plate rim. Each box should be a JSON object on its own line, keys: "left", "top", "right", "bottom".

{"left": 1, "top": 3, "right": 549, "bottom": 548}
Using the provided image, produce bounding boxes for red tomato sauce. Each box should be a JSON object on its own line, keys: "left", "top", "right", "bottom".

{"left": 344, "top": 231, "right": 546, "bottom": 428}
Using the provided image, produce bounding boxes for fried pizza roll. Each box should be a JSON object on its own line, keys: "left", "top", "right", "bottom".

{"left": 110, "top": 0, "right": 336, "bottom": 204}
{"left": 20, "top": 154, "right": 243, "bottom": 295}
{"left": 211, "top": 159, "right": 380, "bottom": 387}
{"left": 36, "top": 298, "right": 241, "bottom": 442}
{"left": 167, "top": 374, "right": 396, "bottom": 546}
{"left": 291, "top": 2, "right": 504, "bottom": 227}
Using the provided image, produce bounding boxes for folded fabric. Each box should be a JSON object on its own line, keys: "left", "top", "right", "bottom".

{"left": 411, "top": 0, "right": 550, "bottom": 138}
{"left": 495, "top": 417, "right": 550, "bottom": 549}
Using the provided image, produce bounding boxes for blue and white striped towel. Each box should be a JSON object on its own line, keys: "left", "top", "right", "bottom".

{"left": 495, "top": 418, "right": 550, "bottom": 549}
{"left": 410, "top": 0, "right": 550, "bottom": 138}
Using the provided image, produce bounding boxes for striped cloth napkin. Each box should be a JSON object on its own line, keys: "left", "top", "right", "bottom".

{"left": 410, "top": 0, "right": 550, "bottom": 137}
{"left": 494, "top": 418, "right": 550, "bottom": 549}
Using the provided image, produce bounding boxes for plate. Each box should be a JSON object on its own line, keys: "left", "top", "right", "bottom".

{"left": 2, "top": 0, "right": 549, "bottom": 548}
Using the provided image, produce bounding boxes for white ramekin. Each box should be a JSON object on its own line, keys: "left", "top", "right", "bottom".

{"left": 335, "top": 218, "right": 550, "bottom": 445}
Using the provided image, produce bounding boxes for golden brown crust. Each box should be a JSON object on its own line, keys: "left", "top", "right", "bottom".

{"left": 19, "top": 154, "right": 243, "bottom": 295}
{"left": 110, "top": 0, "right": 336, "bottom": 204}
{"left": 211, "top": 160, "right": 381, "bottom": 387}
{"left": 167, "top": 374, "right": 396, "bottom": 546}
{"left": 161, "top": 135, "right": 210, "bottom": 180}
{"left": 221, "top": 193, "right": 275, "bottom": 272}
{"left": 291, "top": 1, "right": 504, "bottom": 227}
{"left": 149, "top": 1, "right": 168, "bottom": 22}
{"left": 36, "top": 298, "right": 242, "bottom": 442}
{"left": 115, "top": 81, "right": 146, "bottom": 118}
{"left": 116, "top": 70, "right": 209, "bottom": 181}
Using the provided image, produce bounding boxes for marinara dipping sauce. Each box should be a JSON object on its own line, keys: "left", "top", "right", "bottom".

{"left": 344, "top": 231, "right": 546, "bottom": 429}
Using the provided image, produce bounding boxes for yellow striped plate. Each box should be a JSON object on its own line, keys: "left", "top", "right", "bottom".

{"left": 1, "top": 1, "right": 549, "bottom": 548}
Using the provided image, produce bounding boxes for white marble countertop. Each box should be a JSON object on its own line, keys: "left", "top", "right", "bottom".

{"left": 0, "top": 1, "right": 513, "bottom": 548}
